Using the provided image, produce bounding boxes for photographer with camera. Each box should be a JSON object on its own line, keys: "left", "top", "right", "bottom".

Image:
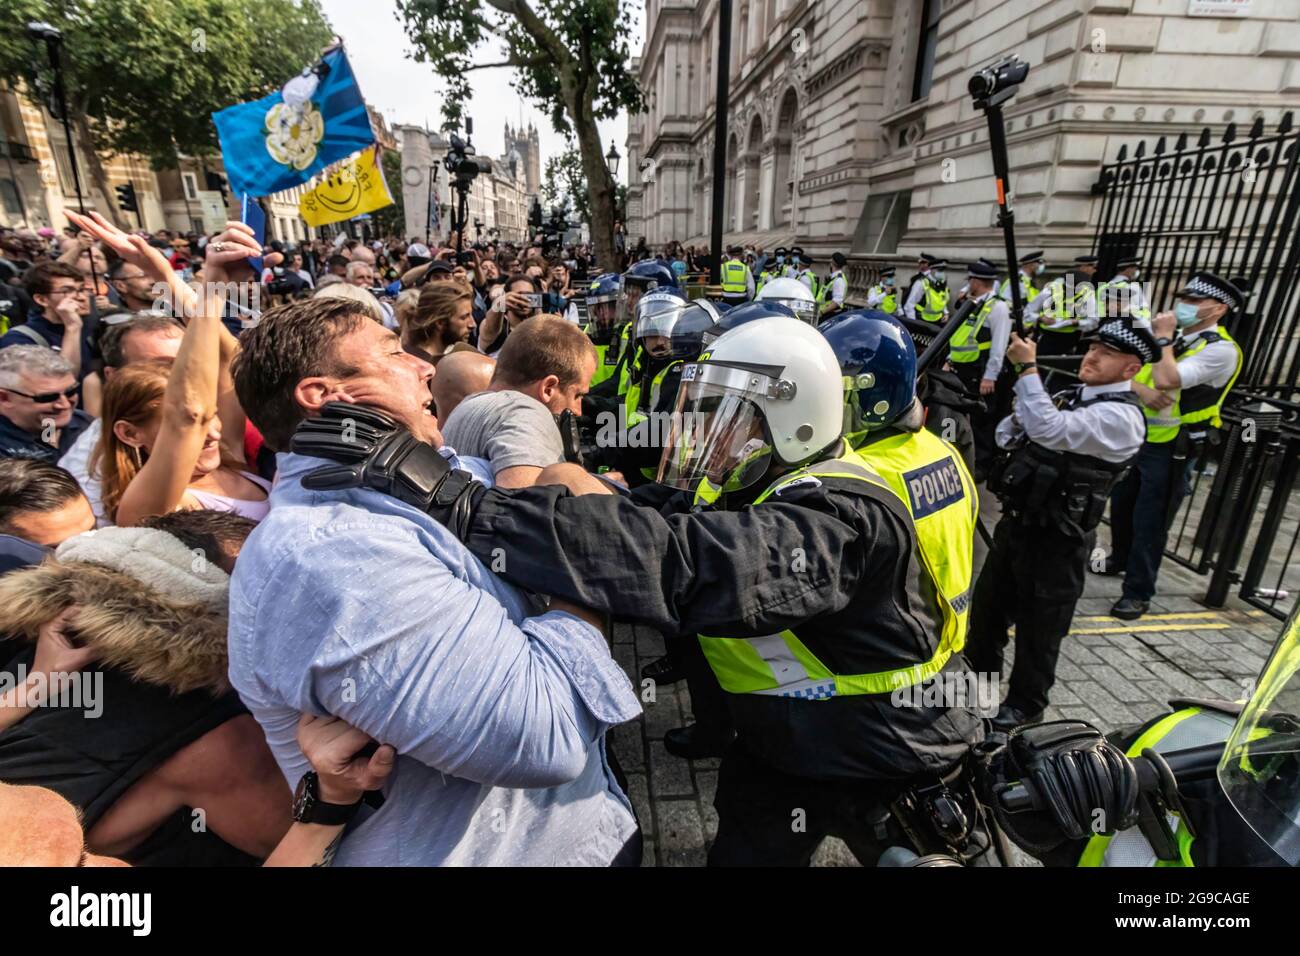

{"left": 544, "top": 260, "right": 575, "bottom": 319}
{"left": 478, "top": 274, "right": 543, "bottom": 356}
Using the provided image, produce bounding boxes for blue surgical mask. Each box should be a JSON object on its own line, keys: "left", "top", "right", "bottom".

{"left": 1034, "top": 262, "right": 1046, "bottom": 276}
{"left": 883, "top": 277, "right": 894, "bottom": 287}
{"left": 932, "top": 270, "right": 946, "bottom": 283}
{"left": 1174, "top": 301, "right": 1201, "bottom": 327}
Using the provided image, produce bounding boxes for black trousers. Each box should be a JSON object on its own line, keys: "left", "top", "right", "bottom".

{"left": 1109, "top": 441, "right": 1189, "bottom": 603}
{"left": 708, "top": 741, "right": 903, "bottom": 866}
{"left": 965, "top": 513, "right": 1091, "bottom": 716}
{"left": 669, "top": 631, "right": 733, "bottom": 743}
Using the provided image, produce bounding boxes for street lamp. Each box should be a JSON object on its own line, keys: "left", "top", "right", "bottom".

{"left": 605, "top": 141, "right": 621, "bottom": 179}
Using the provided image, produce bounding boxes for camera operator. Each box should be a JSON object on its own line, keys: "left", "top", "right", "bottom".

{"left": 478, "top": 274, "right": 543, "bottom": 356}
{"left": 544, "top": 260, "right": 575, "bottom": 318}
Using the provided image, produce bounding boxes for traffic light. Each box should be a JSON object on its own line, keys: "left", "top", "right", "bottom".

{"left": 115, "top": 182, "right": 138, "bottom": 213}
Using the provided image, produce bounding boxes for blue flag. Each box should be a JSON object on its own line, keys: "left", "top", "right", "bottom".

{"left": 212, "top": 46, "right": 375, "bottom": 198}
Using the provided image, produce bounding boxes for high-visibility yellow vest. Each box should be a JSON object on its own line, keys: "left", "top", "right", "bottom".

{"left": 755, "top": 270, "right": 779, "bottom": 296}
{"left": 588, "top": 339, "right": 617, "bottom": 387}
{"left": 999, "top": 272, "right": 1038, "bottom": 306}
{"left": 615, "top": 324, "right": 637, "bottom": 397}
{"left": 948, "top": 295, "right": 1001, "bottom": 364}
{"left": 1078, "top": 706, "right": 1238, "bottom": 868}
{"left": 1039, "top": 278, "right": 1093, "bottom": 332}
{"left": 1099, "top": 277, "right": 1151, "bottom": 321}
{"left": 1134, "top": 326, "right": 1242, "bottom": 444}
{"left": 869, "top": 284, "right": 897, "bottom": 315}
{"left": 854, "top": 427, "right": 978, "bottom": 659}
{"left": 799, "top": 268, "right": 819, "bottom": 298}
{"left": 917, "top": 278, "right": 949, "bottom": 324}
{"left": 720, "top": 259, "right": 749, "bottom": 296}
{"left": 697, "top": 452, "right": 960, "bottom": 699}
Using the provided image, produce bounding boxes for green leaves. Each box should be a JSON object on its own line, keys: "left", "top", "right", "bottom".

{"left": 0, "top": 0, "right": 334, "bottom": 164}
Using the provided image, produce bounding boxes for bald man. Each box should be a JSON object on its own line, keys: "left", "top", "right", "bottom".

{"left": 0, "top": 782, "right": 127, "bottom": 866}
{"left": 431, "top": 348, "right": 495, "bottom": 424}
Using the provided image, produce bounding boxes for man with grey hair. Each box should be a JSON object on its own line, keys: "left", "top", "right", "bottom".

{"left": 346, "top": 260, "right": 396, "bottom": 330}
{"left": 0, "top": 346, "right": 91, "bottom": 463}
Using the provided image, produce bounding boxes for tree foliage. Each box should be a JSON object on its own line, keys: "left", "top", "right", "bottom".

{"left": 370, "top": 149, "right": 407, "bottom": 239}
{"left": 397, "top": 0, "right": 642, "bottom": 265}
{"left": 0, "top": 0, "right": 335, "bottom": 166}
{"left": 542, "top": 144, "right": 589, "bottom": 225}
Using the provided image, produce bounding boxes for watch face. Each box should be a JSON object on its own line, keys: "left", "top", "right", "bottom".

{"left": 292, "top": 772, "right": 316, "bottom": 821}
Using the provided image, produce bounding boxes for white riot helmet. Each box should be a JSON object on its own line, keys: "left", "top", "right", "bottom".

{"left": 756, "top": 276, "right": 818, "bottom": 324}
{"left": 658, "top": 316, "right": 844, "bottom": 495}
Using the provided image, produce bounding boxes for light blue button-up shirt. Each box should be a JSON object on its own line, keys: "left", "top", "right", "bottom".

{"left": 227, "top": 450, "right": 641, "bottom": 865}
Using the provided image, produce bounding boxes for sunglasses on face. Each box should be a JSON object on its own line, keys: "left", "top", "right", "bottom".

{"left": 5, "top": 385, "right": 79, "bottom": 404}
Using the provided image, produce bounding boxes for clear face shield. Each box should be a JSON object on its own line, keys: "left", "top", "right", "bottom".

{"left": 657, "top": 361, "right": 776, "bottom": 496}
{"left": 585, "top": 293, "right": 619, "bottom": 342}
{"left": 766, "top": 295, "right": 817, "bottom": 325}
{"left": 635, "top": 298, "right": 688, "bottom": 362}
{"left": 616, "top": 277, "right": 655, "bottom": 328}
{"left": 1217, "top": 608, "right": 1300, "bottom": 865}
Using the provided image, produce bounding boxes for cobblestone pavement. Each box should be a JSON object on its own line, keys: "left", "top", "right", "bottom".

{"left": 610, "top": 493, "right": 1291, "bottom": 868}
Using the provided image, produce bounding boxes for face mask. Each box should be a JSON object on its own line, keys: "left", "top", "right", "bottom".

{"left": 1034, "top": 263, "right": 1046, "bottom": 276}
{"left": 883, "top": 277, "right": 894, "bottom": 287}
{"left": 1132, "top": 270, "right": 1141, "bottom": 281}
{"left": 1173, "top": 301, "right": 1202, "bottom": 327}
{"left": 931, "top": 270, "right": 946, "bottom": 284}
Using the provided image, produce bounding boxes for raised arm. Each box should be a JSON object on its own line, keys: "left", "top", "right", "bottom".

{"left": 113, "top": 222, "right": 259, "bottom": 525}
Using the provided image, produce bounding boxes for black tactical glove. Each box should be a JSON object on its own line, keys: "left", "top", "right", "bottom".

{"left": 991, "top": 720, "right": 1140, "bottom": 856}
{"left": 291, "top": 402, "right": 486, "bottom": 539}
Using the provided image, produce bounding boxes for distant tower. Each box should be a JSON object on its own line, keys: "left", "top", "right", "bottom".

{"left": 504, "top": 120, "right": 542, "bottom": 198}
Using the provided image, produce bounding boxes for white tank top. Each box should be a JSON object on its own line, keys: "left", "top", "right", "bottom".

{"left": 186, "top": 472, "right": 272, "bottom": 521}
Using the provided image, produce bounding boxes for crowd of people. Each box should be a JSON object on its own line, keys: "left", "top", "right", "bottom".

{"left": 0, "top": 208, "right": 1249, "bottom": 867}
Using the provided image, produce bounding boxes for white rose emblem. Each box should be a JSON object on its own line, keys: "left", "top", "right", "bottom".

{"left": 265, "top": 101, "right": 325, "bottom": 171}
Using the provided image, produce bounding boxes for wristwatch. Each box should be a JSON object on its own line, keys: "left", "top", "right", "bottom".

{"left": 292, "top": 771, "right": 363, "bottom": 826}
{"left": 1014, "top": 361, "right": 1038, "bottom": 374}
{"left": 1155, "top": 336, "right": 1173, "bottom": 348}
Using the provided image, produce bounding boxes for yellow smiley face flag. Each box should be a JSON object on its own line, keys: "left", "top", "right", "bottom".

{"left": 299, "top": 145, "right": 393, "bottom": 227}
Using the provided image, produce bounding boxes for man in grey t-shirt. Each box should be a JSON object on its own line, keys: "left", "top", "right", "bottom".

{"left": 442, "top": 316, "right": 595, "bottom": 489}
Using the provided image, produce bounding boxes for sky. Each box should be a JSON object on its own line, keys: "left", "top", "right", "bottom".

{"left": 318, "top": 0, "right": 646, "bottom": 186}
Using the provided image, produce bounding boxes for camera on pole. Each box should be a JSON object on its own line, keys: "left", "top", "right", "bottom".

{"left": 443, "top": 118, "right": 492, "bottom": 254}
{"left": 969, "top": 55, "right": 1031, "bottom": 335}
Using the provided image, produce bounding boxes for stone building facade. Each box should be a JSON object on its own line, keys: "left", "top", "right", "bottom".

{"left": 398, "top": 125, "right": 535, "bottom": 245}
{"left": 627, "top": 0, "right": 1300, "bottom": 265}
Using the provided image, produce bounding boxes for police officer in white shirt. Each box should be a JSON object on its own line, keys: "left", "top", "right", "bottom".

{"left": 946, "top": 259, "right": 1013, "bottom": 479}
{"left": 1103, "top": 272, "right": 1245, "bottom": 621}
{"left": 820, "top": 252, "right": 849, "bottom": 316}
{"left": 968, "top": 316, "right": 1158, "bottom": 729}
{"left": 903, "top": 254, "right": 949, "bottom": 325}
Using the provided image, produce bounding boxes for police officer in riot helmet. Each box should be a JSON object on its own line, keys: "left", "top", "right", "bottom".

{"left": 287, "top": 316, "right": 984, "bottom": 865}
{"left": 583, "top": 273, "right": 623, "bottom": 388}
{"left": 614, "top": 293, "right": 718, "bottom": 487}
{"left": 965, "top": 316, "right": 1159, "bottom": 731}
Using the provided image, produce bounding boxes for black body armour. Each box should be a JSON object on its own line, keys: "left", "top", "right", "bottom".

{"left": 988, "top": 387, "right": 1144, "bottom": 538}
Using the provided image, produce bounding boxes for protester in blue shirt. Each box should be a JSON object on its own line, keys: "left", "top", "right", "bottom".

{"left": 224, "top": 222, "right": 641, "bottom": 865}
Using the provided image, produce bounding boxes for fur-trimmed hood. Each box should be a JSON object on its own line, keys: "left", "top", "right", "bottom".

{"left": 0, "top": 559, "right": 230, "bottom": 696}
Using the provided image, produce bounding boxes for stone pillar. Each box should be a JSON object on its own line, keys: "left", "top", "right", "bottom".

{"left": 758, "top": 146, "right": 775, "bottom": 231}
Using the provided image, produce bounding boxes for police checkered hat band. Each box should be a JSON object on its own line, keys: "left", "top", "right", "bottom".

{"left": 1176, "top": 271, "right": 1244, "bottom": 311}
{"left": 1096, "top": 318, "right": 1159, "bottom": 365}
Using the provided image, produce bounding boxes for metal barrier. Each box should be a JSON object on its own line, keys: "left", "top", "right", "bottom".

{"left": 1091, "top": 112, "right": 1300, "bottom": 618}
